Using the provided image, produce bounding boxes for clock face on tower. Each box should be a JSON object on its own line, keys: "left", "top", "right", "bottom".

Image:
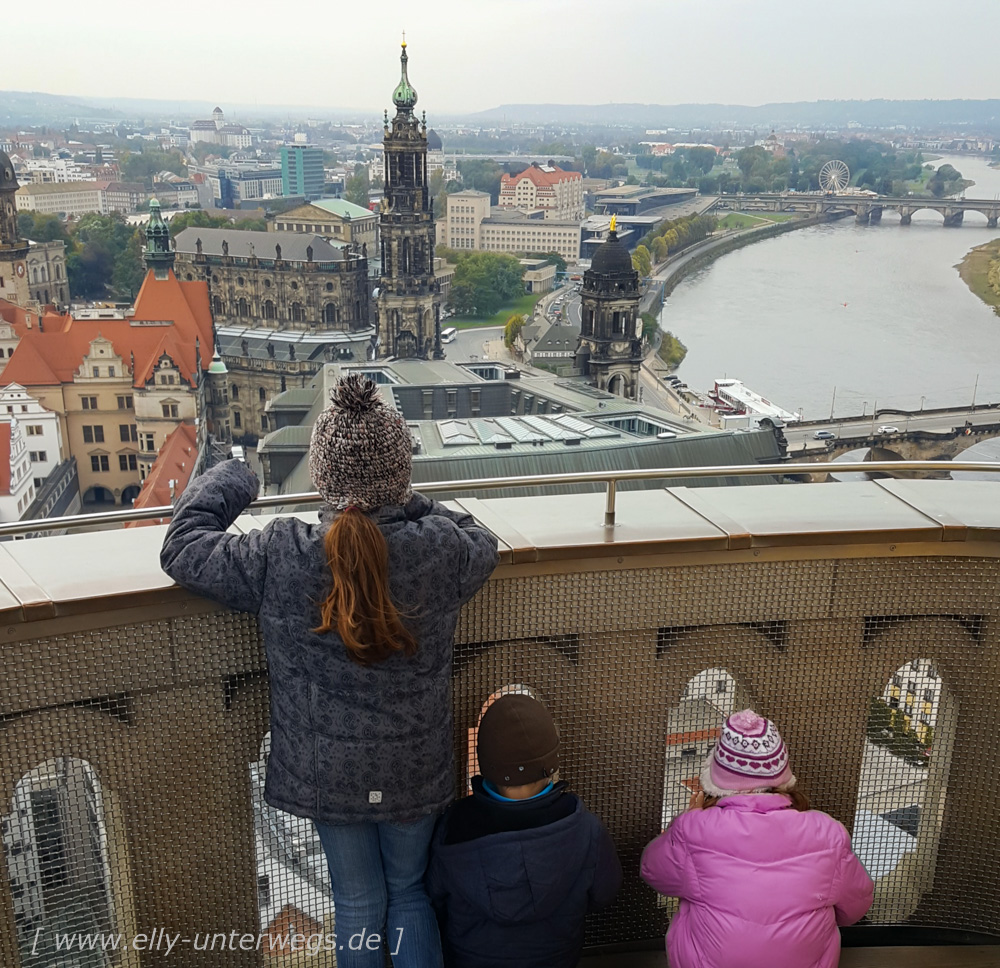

{"left": 15, "top": 263, "right": 25, "bottom": 277}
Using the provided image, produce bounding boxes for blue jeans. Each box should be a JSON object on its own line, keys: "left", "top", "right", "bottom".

{"left": 315, "top": 813, "right": 443, "bottom": 968}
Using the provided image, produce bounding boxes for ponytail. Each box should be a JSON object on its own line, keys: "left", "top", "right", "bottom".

{"left": 313, "top": 509, "right": 417, "bottom": 665}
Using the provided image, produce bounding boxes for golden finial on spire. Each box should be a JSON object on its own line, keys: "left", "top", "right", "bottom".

{"left": 401, "top": 30, "right": 406, "bottom": 48}
{"left": 610, "top": 214, "right": 617, "bottom": 233}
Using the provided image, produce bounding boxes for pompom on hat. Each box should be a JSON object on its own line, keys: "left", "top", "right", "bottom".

{"left": 308, "top": 374, "right": 413, "bottom": 511}
{"left": 700, "top": 709, "right": 796, "bottom": 797}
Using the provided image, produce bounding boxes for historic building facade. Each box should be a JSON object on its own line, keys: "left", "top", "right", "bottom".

{"left": 0, "top": 152, "right": 31, "bottom": 308}
{"left": 377, "top": 41, "right": 443, "bottom": 360}
{"left": 577, "top": 220, "right": 643, "bottom": 399}
{"left": 172, "top": 227, "right": 370, "bottom": 333}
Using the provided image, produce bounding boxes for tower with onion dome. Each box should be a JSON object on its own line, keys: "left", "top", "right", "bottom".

{"left": 577, "top": 217, "right": 643, "bottom": 399}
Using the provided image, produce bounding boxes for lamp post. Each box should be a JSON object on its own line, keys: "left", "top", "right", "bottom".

{"left": 920, "top": 395, "right": 925, "bottom": 412}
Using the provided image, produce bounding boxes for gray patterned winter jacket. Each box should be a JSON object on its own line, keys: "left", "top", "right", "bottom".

{"left": 159, "top": 459, "right": 500, "bottom": 825}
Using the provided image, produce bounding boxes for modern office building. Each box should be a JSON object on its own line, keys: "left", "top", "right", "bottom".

{"left": 280, "top": 145, "right": 325, "bottom": 200}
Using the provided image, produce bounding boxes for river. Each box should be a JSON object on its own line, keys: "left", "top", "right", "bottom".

{"left": 662, "top": 154, "right": 1000, "bottom": 418}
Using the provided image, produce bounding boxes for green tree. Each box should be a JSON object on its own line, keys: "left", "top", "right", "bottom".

{"left": 503, "top": 313, "right": 526, "bottom": 349}
{"left": 121, "top": 148, "right": 187, "bottom": 188}
{"left": 632, "top": 244, "right": 652, "bottom": 277}
{"left": 18, "top": 211, "right": 69, "bottom": 243}
{"left": 344, "top": 165, "right": 371, "bottom": 208}
{"left": 685, "top": 146, "right": 718, "bottom": 174}
{"left": 448, "top": 252, "right": 524, "bottom": 317}
{"left": 639, "top": 311, "right": 658, "bottom": 341}
{"left": 112, "top": 228, "right": 146, "bottom": 298}
{"left": 524, "top": 251, "right": 567, "bottom": 274}
{"left": 457, "top": 159, "right": 504, "bottom": 202}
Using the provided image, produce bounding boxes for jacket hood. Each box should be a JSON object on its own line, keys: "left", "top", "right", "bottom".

{"left": 433, "top": 800, "right": 591, "bottom": 924}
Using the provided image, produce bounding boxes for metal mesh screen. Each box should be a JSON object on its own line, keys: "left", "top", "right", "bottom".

{"left": 2, "top": 552, "right": 999, "bottom": 966}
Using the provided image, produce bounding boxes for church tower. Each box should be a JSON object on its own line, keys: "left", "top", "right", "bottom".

{"left": 377, "top": 39, "right": 443, "bottom": 360}
{"left": 577, "top": 218, "right": 644, "bottom": 399}
{"left": 0, "top": 152, "right": 32, "bottom": 307}
{"left": 143, "top": 198, "right": 175, "bottom": 280}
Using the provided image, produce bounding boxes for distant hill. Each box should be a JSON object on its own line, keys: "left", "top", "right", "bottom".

{"left": 469, "top": 100, "right": 1000, "bottom": 129}
{"left": 0, "top": 91, "right": 116, "bottom": 125}
{"left": 0, "top": 90, "right": 368, "bottom": 125}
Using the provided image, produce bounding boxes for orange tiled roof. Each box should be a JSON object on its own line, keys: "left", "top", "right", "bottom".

{"left": 126, "top": 422, "right": 198, "bottom": 526}
{"left": 500, "top": 165, "right": 581, "bottom": 189}
{"left": 0, "top": 423, "right": 11, "bottom": 496}
{"left": 2, "top": 270, "right": 213, "bottom": 390}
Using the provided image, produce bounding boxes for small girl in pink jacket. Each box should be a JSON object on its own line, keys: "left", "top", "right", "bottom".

{"left": 641, "top": 709, "right": 873, "bottom": 968}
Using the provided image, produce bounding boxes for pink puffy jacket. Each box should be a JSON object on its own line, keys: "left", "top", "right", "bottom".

{"left": 640, "top": 794, "right": 873, "bottom": 968}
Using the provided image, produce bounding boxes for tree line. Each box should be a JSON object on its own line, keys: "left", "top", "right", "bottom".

{"left": 18, "top": 209, "right": 266, "bottom": 302}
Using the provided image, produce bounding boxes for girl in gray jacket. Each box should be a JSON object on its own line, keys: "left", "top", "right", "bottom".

{"left": 161, "top": 375, "right": 499, "bottom": 968}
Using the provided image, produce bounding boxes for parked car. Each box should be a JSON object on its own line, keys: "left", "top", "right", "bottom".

{"left": 813, "top": 430, "right": 837, "bottom": 440}
{"left": 877, "top": 425, "right": 900, "bottom": 434}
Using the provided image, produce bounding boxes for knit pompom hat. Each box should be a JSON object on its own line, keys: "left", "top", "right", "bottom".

{"left": 308, "top": 374, "right": 413, "bottom": 511}
{"left": 700, "top": 709, "right": 796, "bottom": 797}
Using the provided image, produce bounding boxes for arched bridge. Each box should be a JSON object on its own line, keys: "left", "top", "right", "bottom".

{"left": 715, "top": 193, "right": 1000, "bottom": 227}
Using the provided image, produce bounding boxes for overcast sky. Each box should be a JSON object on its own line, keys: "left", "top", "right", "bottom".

{"left": 8, "top": 0, "right": 1000, "bottom": 116}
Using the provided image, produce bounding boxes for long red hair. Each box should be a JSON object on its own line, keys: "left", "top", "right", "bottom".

{"left": 313, "top": 509, "right": 416, "bottom": 665}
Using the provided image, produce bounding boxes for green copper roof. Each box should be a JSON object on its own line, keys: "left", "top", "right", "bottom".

{"left": 392, "top": 42, "right": 418, "bottom": 113}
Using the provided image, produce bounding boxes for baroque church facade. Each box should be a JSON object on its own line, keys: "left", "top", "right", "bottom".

{"left": 376, "top": 40, "right": 444, "bottom": 360}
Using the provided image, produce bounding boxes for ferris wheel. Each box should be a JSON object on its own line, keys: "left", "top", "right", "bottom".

{"left": 819, "top": 160, "right": 851, "bottom": 193}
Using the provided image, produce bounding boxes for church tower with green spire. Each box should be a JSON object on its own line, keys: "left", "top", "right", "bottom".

{"left": 143, "top": 198, "right": 175, "bottom": 280}
{"left": 377, "top": 38, "right": 443, "bottom": 360}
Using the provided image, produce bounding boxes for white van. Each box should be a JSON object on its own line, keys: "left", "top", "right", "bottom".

{"left": 441, "top": 327, "right": 458, "bottom": 344}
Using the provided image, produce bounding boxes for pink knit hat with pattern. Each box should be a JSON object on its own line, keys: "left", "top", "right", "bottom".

{"left": 700, "top": 709, "right": 796, "bottom": 797}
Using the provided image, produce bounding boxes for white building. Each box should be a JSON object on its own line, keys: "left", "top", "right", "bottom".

{"left": 438, "top": 189, "right": 581, "bottom": 262}
{"left": 0, "top": 414, "right": 35, "bottom": 521}
{"left": 15, "top": 181, "right": 105, "bottom": 217}
{"left": 0, "top": 384, "right": 63, "bottom": 491}
{"left": 187, "top": 107, "right": 253, "bottom": 149}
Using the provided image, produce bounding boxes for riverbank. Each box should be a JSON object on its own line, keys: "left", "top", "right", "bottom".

{"left": 956, "top": 239, "right": 1000, "bottom": 316}
{"left": 656, "top": 212, "right": 841, "bottom": 301}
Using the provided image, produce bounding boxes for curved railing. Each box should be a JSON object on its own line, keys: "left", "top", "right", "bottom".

{"left": 1, "top": 470, "right": 1000, "bottom": 964}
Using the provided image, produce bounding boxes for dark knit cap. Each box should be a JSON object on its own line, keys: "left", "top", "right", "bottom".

{"left": 477, "top": 693, "right": 560, "bottom": 787}
{"left": 308, "top": 374, "right": 413, "bottom": 511}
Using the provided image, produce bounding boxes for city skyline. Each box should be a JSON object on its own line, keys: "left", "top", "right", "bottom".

{"left": 5, "top": 0, "right": 999, "bottom": 116}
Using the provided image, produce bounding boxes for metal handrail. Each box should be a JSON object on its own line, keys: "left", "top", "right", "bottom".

{"left": 5, "top": 459, "right": 1000, "bottom": 537}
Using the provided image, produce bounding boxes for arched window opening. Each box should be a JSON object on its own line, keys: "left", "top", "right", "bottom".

{"left": 290, "top": 303, "right": 304, "bottom": 323}
{"left": 323, "top": 303, "right": 337, "bottom": 325}
{"left": 251, "top": 735, "right": 334, "bottom": 947}
{"left": 661, "top": 668, "right": 743, "bottom": 829}
{"left": 852, "top": 655, "right": 956, "bottom": 923}
{"left": 237, "top": 298, "right": 249, "bottom": 318}
{"left": 466, "top": 684, "right": 542, "bottom": 795}
{"left": 5, "top": 757, "right": 123, "bottom": 960}
{"left": 262, "top": 300, "right": 276, "bottom": 320}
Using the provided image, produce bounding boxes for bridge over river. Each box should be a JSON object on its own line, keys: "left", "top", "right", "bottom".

{"left": 715, "top": 192, "right": 1000, "bottom": 227}
{"left": 781, "top": 404, "right": 1000, "bottom": 462}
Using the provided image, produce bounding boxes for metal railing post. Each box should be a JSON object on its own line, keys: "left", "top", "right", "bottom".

{"left": 605, "top": 478, "right": 617, "bottom": 527}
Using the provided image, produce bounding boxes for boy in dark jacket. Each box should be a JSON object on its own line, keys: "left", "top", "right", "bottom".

{"left": 426, "top": 693, "right": 621, "bottom": 968}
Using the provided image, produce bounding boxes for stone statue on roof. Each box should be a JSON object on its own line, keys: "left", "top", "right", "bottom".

{"left": 306, "top": 245, "right": 314, "bottom": 263}
{"left": 275, "top": 242, "right": 282, "bottom": 260}
{"left": 222, "top": 239, "right": 229, "bottom": 256}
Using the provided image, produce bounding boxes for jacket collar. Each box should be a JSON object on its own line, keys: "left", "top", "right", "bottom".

{"left": 717, "top": 793, "right": 795, "bottom": 813}
{"left": 319, "top": 504, "right": 406, "bottom": 527}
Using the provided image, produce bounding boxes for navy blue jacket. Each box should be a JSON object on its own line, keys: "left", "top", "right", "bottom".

{"left": 159, "top": 459, "right": 499, "bottom": 825}
{"left": 427, "top": 778, "right": 622, "bottom": 968}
